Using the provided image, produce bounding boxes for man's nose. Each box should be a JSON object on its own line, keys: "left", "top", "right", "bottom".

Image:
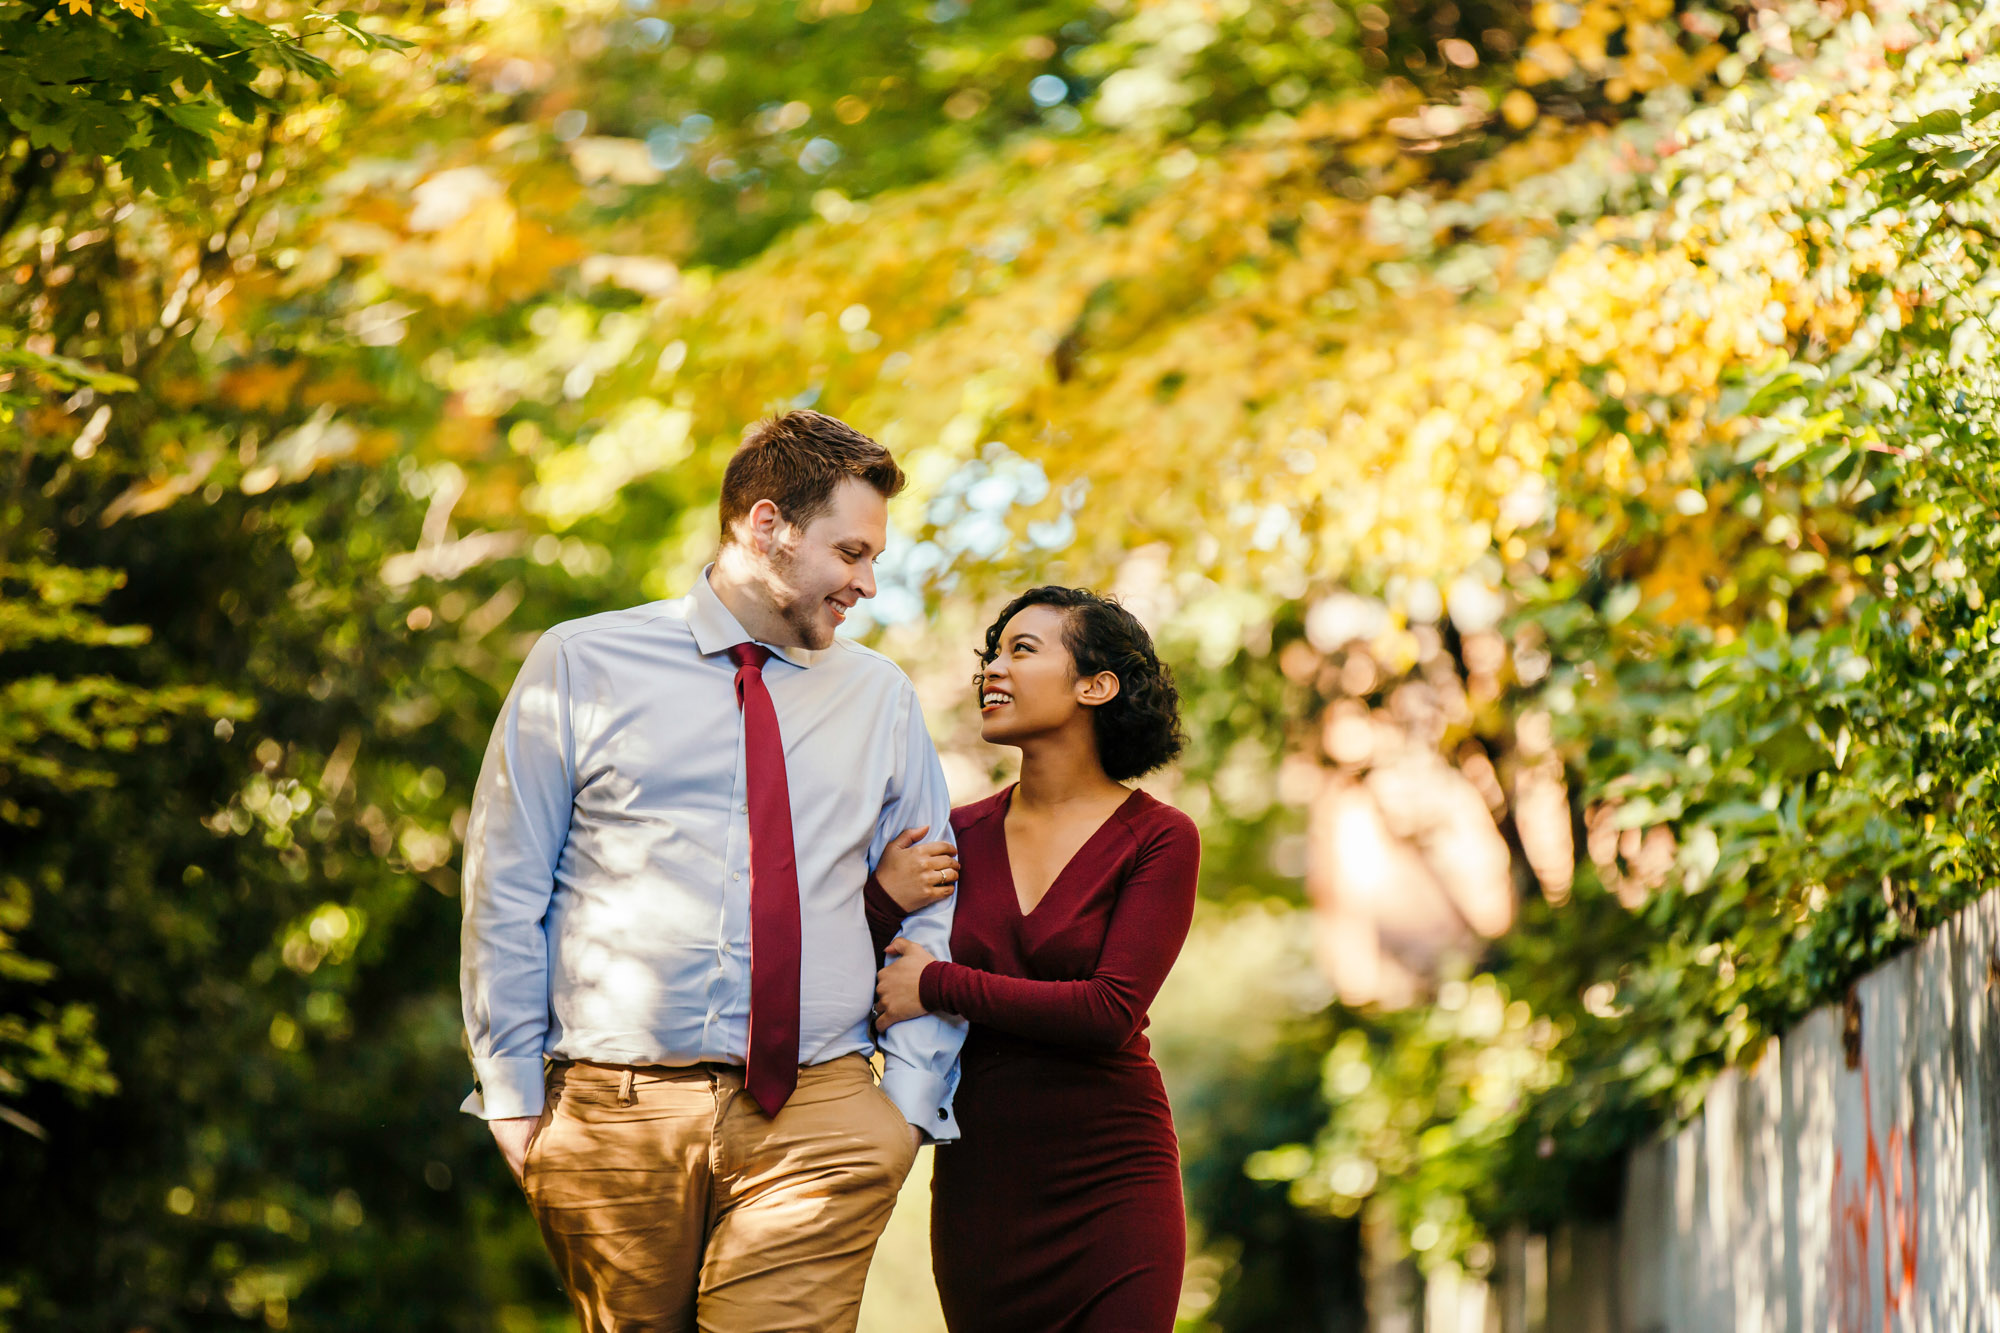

{"left": 854, "top": 565, "right": 877, "bottom": 599}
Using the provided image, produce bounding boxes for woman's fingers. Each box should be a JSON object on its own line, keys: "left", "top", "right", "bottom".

{"left": 894, "top": 844, "right": 957, "bottom": 905}
{"left": 891, "top": 825, "right": 931, "bottom": 849}
{"left": 920, "top": 859, "right": 958, "bottom": 902}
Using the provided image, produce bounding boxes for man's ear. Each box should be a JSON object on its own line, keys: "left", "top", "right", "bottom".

{"left": 742, "top": 498, "right": 784, "bottom": 555}
{"left": 1076, "top": 671, "right": 1121, "bottom": 708}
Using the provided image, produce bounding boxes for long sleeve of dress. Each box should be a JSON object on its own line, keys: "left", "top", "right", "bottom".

{"left": 864, "top": 872, "right": 906, "bottom": 958}
{"left": 918, "top": 815, "right": 1199, "bottom": 1052}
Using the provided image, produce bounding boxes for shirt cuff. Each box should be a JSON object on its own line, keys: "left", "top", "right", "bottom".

{"left": 463, "top": 1056, "right": 546, "bottom": 1120}
{"left": 880, "top": 1062, "right": 959, "bottom": 1144}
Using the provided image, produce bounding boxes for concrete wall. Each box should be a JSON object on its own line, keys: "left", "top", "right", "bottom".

{"left": 1614, "top": 888, "right": 2000, "bottom": 1332}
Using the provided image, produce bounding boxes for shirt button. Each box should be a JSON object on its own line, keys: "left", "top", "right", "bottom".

{"left": 740, "top": 804, "right": 749, "bottom": 814}
{"left": 936, "top": 1109, "right": 949, "bottom": 1121}
{"left": 733, "top": 872, "right": 742, "bottom": 881}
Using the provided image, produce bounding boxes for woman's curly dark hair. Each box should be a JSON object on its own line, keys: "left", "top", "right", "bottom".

{"left": 980, "top": 586, "right": 1185, "bottom": 782}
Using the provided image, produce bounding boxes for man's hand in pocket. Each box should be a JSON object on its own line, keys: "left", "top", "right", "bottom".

{"left": 489, "top": 1114, "right": 542, "bottom": 1183}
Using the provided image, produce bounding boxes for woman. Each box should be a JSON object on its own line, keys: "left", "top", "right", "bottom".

{"left": 866, "top": 585, "right": 1200, "bottom": 1333}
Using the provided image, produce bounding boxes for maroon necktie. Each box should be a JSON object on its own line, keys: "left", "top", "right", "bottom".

{"left": 728, "top": 643, "right": 802, "bottom": 1116}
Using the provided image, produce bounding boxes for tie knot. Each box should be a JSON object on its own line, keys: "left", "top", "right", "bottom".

{"left": 728, "top": 642, "right": 773, "bottom": 672}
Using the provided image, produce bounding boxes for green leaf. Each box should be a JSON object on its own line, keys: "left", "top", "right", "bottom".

{"left": 325, "top": 11, "right": 415, "bottom": 51}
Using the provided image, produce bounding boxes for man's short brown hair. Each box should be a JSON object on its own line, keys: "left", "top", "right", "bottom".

{"left": 718, "top": 410, "right": 906, "bottom": 543}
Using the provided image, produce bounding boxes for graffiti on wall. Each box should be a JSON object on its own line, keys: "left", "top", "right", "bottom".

{"left": 1827, "top": 1072, "right": 1918, "bottom": 1333}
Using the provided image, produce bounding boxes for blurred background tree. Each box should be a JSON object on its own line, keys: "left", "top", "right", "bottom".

{"left": 9, "top": 0, "right": 2000, "bottom": 1327}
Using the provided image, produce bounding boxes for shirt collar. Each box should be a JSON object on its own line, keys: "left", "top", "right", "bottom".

{"left": 686, "top": 565, "right": 822, "bottom": 669}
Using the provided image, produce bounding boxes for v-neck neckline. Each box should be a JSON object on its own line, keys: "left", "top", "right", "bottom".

{"left": 994, "top": 783, "right": 1143, "bottom": 920}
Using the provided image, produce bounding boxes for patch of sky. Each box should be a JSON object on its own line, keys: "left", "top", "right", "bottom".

{"left": 1029, "top": 75, "right": 1069, "bottom": 107}
{"left": 1248, "top": 502, "right": 1291, "bottom": 551}
{"left": 799, "top": 137, "right": 842, "bottom": 174}
{"left": 975, "top": 229, "right": 1029, "bottom": 264}
{"left": 646, "top": 128, "right": 687, "bottom": 170}
{"left": 846, "top": 443, "right": 1064, "bottom": 634}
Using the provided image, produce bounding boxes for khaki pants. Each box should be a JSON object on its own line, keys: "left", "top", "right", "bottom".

{"left": 522, "top": 1055, "right": 918, "bottom": 1333}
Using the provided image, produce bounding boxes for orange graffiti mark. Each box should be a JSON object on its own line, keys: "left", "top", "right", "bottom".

{"left": 1827, "top": 1070, "right": 1919, "bottom": 1333}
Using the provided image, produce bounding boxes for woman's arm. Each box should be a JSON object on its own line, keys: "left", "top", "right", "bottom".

{"left": 864, "top": 824, "right": 959, "bottom": 956}
{"left": 864, "top": 871, "right": 908, "bottom": 958}
{"left": 917, "top": 817, "right": 1199, "bottom": 1051}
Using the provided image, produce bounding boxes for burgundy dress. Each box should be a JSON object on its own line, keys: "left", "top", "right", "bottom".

{"left": 867, "top": 785, "right": 1201, "bottom": 1333}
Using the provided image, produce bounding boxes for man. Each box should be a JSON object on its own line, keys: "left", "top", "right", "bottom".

{"left": 461, "top": 410, "right": 964, "bottom": 1332}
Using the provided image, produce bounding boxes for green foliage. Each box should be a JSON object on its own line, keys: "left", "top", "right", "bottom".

{"left": 0, "top": 0, "right": 1964, "bottom": 1322}
{"left": 0, "top": 0, "right": 371, "bottom": 197}
{"left": 1176, "top": 1008, "right": 1367, "bottom": 1329}
{"left": 0, "top": 459, "right": 583, "bottom": 1324}
{"left": 0, "top": 1, "right": 571, "bottom": 1324}
{"left": 0, "top": 345, "right": 133, "bottom": 417}
{"left": 1258, "top": 6, "right": 2000, "bottom": 1280}
{"left": 1527, "top": 26, "right": 2000, "bottom": 1139}
{"left": 0, "top": 554, "right": 241, "bottom": 1144}
{"left": 579, "top": 0, "right": 1107, "bottom": 265}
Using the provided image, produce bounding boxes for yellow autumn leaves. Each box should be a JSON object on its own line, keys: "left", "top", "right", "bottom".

{"left": 1516, "top": 0, "right": 1723, "bottom": 104}
{"left": 522, "top": 5, "right": 1916, "bottom": 653}
{"left": 153, "top": 0, "right": 1938, "bottom": 664}
{"left": 61, "top": 0, "right": 147, "bottom": 15}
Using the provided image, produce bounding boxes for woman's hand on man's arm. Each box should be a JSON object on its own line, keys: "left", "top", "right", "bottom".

{"left": 873, "top": 825, "right": 959, "bottom": 912}
{"left": 873, "top": 937, "right": 940, "bottom": 1031}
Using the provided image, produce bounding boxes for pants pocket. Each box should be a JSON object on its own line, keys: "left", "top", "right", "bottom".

{"left": 872, "top": 1086, "right": 919, "bottom": 1180}
{"left": 520, "top": 1086, "right": 564, "bottom": 1197}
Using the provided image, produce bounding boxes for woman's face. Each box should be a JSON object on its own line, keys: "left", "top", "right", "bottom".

{"left": 976, "top": 604, "right": 1084, "bottom": 745}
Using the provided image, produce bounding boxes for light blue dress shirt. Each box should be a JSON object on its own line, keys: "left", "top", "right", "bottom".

{"left": 460, "top": 568, "right": 964, "bottom": 1137}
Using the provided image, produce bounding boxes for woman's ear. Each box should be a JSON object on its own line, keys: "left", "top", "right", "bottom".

{"left": 1076, "top": 670, "right": 1121, "bottom": 708}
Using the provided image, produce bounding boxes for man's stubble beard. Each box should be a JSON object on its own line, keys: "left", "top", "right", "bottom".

{"left": 768, "top": 540, "right": 835, "bottom": 650}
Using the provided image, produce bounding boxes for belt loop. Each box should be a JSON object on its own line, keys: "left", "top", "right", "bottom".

{"left": 618, "top": 1067, "right": 636, "bottom": 1106}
